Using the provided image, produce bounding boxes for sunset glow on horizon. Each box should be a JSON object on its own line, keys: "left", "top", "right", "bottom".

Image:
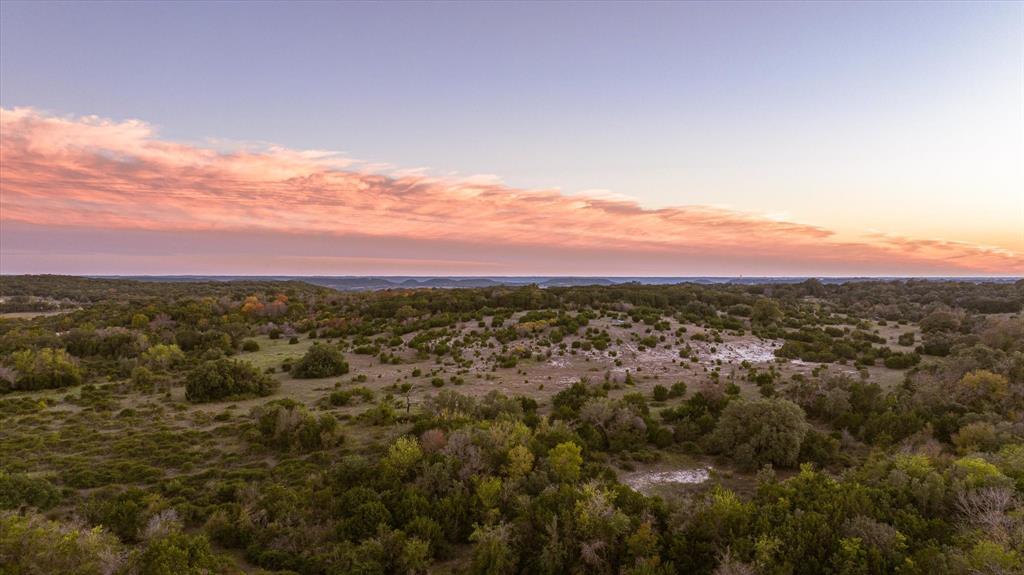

{"left": 2, "top": 106, "right": 1020, "bottom": 277}
{"left": 1, "top": 2, "right": 1021, "bottom": 277}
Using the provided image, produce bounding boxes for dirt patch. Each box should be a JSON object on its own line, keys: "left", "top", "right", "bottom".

{"left": 695, "top": 339, "right": 781, "bottom": 363}
{"left": 0, "top": 310, "right": 72, "bottom": 320}
{"left": 621, "top": 466, "right": 712, "bottom": 494}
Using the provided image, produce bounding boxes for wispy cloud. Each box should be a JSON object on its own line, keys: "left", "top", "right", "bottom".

{"left": 1, "top": 107, "right": 1020, "bottom": 275}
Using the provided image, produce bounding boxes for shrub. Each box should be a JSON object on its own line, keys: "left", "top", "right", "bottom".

{"left": 131, "top": 366, "right": 156, "bottom": 389}
{"left": 382, "top": 436, "right": 423, "bottom": 478}
{"left": 241, "top": 340, "right": 260, "bottom": 352}
{"left": 361, "top": 400, "right": 398, "bottom": 426}
{"left": 652, "top": 426, "right": 674, "bottom": 448}
{"left": 883, "top": 352, "right": 920, "bottom": 369}
{"left": 251, "top": 400, "right": 343, "bottom": 451}
{"left": 897, "top": 332, "right": 915, "bottom": 346}
{"left": 420, "top": 429, "right": 449, "bottom": 454}
{"left": 328, "top": 386, "right": 374, "bottom": 406}
{"left": 84, "top": 487, "right": 151, "bottom": 542}
{"left": 135, "top": 531, "right": 225, "bottom": 575}
{"left": 0, "top": 511, "right": 126, "bottom": 575}
{"left": 652, "top": 385, "right": 669, "bottom": 401}
{"left": 0, "top": 472, "right": 60, "bottom": 510}
{"left": 798, "top": 429, "right": 840, "bottom": 467}
{"left": 469, "top": 522, "right": 516, "bottom": 575}
{"left": 407, "top": 515, "right": 446, "bottom": 557}
{"left": 292, "top": 344, "right": 349, "bottom": 379}
{"left": 185, "top": 359, "right": 277, "bottom": 403}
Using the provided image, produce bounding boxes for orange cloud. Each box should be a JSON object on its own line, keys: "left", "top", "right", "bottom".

{"left": 1, "top": 107, "right": 1020, "bottom": 275}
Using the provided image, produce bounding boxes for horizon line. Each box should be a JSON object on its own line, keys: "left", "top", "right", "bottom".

{"left": 3, "top": 273, "right": 1021, "bottom": 280}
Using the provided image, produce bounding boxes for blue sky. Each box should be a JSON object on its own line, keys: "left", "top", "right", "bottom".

{"left": 1, "top": 1, "right": 1021, "bottom": 275}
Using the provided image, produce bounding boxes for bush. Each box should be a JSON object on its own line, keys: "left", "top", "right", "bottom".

{"left": 343, "top": 501, "right": 392, "bottom": 540}
{"left": 185, "top": 359, "right": 277, "bottom": 403}
{"left": 897, "top": 332, "right": 915, "bottom": 346}
{"left": 883, "top": 352, "right": 920, "bottom": 369}
{"left": 84, "top": 488, "right": 150, "bottom": 542}
{"left": 328, "top": 386, "right": 374, "bottom": 406}
{"left": 135, "top": 531, "right": 225, "bottom": 575}
{"left": 131, "top": 366, "right": 156, "bottom": 389}
{"left": 798, "top": 429, "right": 840, "bottom": 467}
{"left": 292, "top": 344, "right": 349, "bottom": 379}
{"left": 0, "top": 472, "right": 60, "bottom": 510}
{"left": 652, "top": 385, "right": 669, "bottom": 401}
{"left": 652, "top": 426, "right": 674, "bottom": 448}
{"left": 711, "top": 398, "right": 808, "bottom": 469}
{"left": 0, "top": 511, "right": 126, "bottom": 574}
{"left": 251, "top": 400, "right": 343, "bottom": 451}
{"left": 241, "top": 340, "right": 260, "bottom": 352}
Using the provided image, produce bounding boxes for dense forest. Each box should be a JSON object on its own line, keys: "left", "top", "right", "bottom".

{"left": 1, "top": 275, "right": 1022, "bottom": 575}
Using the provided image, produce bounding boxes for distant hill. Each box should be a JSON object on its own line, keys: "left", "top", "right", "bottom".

{"left": 78, "top": 275, "right": 1023, "bottom": 292}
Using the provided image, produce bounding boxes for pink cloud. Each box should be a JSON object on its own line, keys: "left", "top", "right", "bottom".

{"left": 1, "top": 107, "right": 1020, "bottom": 275}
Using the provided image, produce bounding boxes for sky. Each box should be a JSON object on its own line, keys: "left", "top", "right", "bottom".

{"left": 1, "top": 1, "right": 1021, "bottom": 276}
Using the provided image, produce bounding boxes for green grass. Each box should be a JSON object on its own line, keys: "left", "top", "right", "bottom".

{"left": 236, "top": 334, "right": 316, "bottom": 370}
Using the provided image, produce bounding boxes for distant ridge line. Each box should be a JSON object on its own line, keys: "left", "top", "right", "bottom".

{"left": 77, "top": 275, "right": 1023, "bottom": 291}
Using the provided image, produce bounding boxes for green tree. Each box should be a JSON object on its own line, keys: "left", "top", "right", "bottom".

{"left": 469, "top": 522, "right": 517, "bottom": 575}
{"left": 752, "top": 299, "right": 783, "bottom": 325}
{"left": 292, "top": 344, "right": 349, "bottom": 378}
{"left": 957, "top": 370, "right": 1009, "bottom": 407}
{"left": 711, "top": 398, "right": 809, "bottom": 469}
{"left": 140, "top": 343, "right": 185, "bottom": 372}
{"left": 131, "top": 313, "right": 150, "bottom": 329}
{"left": 8, "top": 348, "right": 83, "bottom": 391}
{"left": 504, "top": 444, "right": 534, "bottom": 479}
{"left": 548, "top": 441, "right": 583, "bottom": 482}
{"left": 184, "top": 358, "right": 276, "bottom": 402}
